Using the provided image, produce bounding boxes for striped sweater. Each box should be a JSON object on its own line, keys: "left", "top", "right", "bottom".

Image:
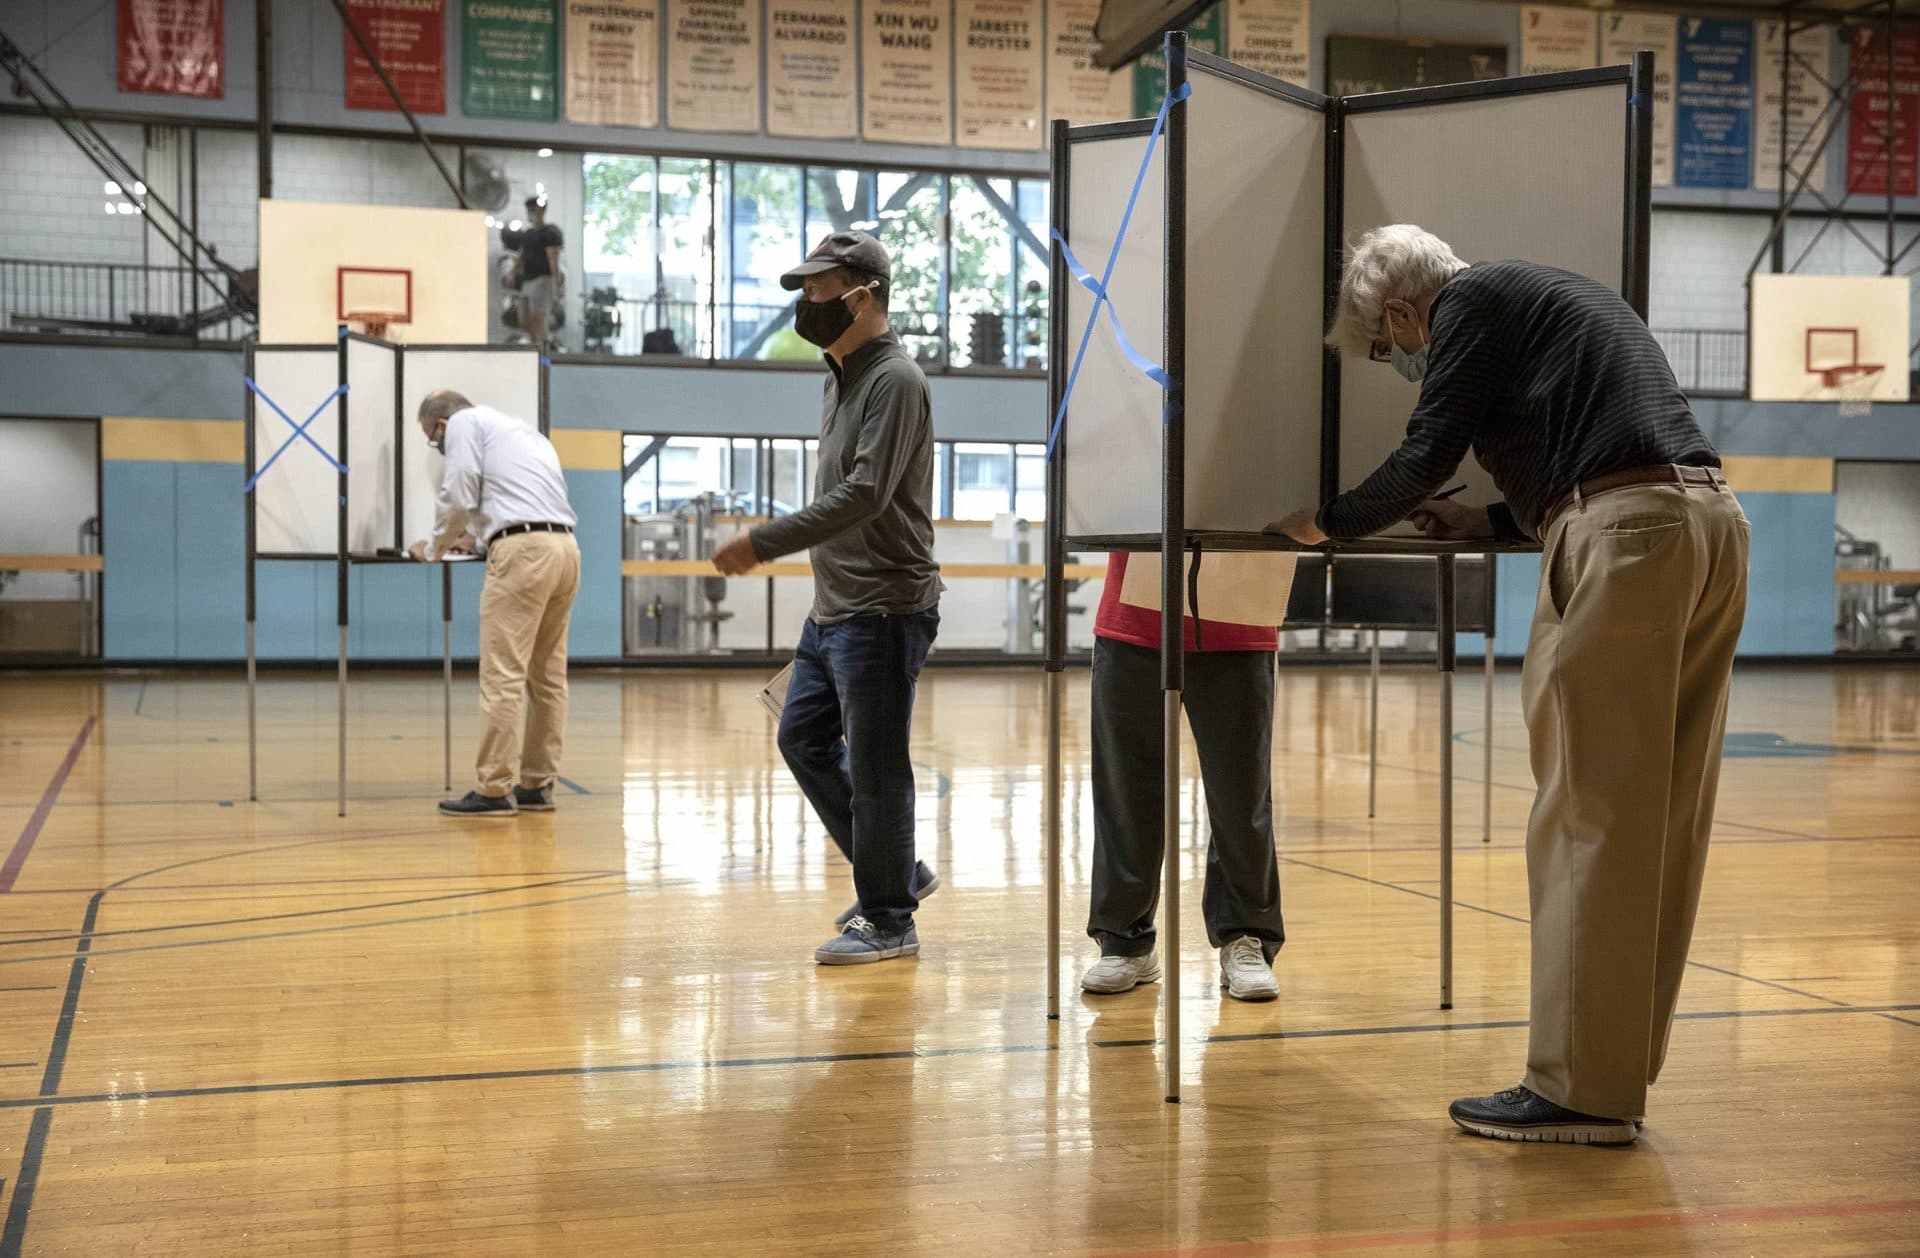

{"left": 1318, "top": 261, "right": 1719, "bottom": 542}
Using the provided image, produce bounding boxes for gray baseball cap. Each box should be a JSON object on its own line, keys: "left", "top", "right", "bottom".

{"left": 781, "top": 231, "right": 892, "bottom": 290}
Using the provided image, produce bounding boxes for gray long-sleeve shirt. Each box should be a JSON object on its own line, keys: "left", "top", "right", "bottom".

{"left": 748, "top": 331, "right": 942, "bottom": 623}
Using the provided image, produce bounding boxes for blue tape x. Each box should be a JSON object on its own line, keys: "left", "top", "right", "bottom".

{"left": 244, "top": 377, "right": 349, "bottom": 493}
{"left": 1046, "top": 80, "right": 1191, "bottom": 461}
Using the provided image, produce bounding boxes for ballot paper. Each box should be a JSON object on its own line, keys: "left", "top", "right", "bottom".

{"left": 1118, "top": 551, "right": 1298, "bottom": 627}
{"left": 757, "top": 662, "right": 794, "bottom": 719}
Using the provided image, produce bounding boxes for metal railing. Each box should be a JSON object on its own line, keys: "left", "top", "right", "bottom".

{"left": 1, "top": 257, "right": 250, "bottom": 341}
{"left": 1652, "top": 328, "right": 1747, "bottom": 398}
{"left": 580, "top": 290, "right": 1049, "bottom": 370}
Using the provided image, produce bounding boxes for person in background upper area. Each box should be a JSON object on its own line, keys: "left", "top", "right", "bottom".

{"left": 411, "top": 388, "right": 579, "bottom": 819}
{"left": 503, "top": 195, "right": 563, "bottom": 352}
{"left": 712, "top": 231, "right": 944, "bottom": 968}
{"left": 1276, "top": 224, "right": 1748, "bottom": 1146}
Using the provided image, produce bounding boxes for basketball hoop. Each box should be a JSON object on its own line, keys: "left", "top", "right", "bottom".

{"left": 343, "top": 309, "right": 405, "bottom": 341}
{"left": 1834, "top": 366, "right": 1883, "bottom": 418}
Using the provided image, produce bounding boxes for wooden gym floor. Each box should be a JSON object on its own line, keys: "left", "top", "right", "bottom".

{"left": 0, "top": 663, "right": 1915, "bottom": 1255}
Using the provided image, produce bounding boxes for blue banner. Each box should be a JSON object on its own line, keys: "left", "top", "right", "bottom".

{"left": 1675, "top": 17, "right": 1753, "bottom": 188}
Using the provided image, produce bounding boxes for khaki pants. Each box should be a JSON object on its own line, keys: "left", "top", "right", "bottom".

{"left": 1519, "top": 473, "right": 1749, "bottom": 1120}
{"left": 476, "top": 531, "right": 581, "bottom": 797}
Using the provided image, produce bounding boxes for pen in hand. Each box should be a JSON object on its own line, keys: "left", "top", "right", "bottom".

{"left": 1433, "top": 483, "right": 1469, "bottom": 501}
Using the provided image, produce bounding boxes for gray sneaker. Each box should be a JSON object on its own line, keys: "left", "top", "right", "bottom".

{"left": 815, "top": 916, "right": 920, "bottom": 965}
{"left": 513, "top": 784, "right": 555, "bottom": 812}
{"left": 834, "top": 860, "right": 940, "bottom": 928}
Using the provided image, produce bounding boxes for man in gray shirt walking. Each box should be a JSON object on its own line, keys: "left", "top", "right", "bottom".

{"left": 714, "top": 232, "right": 942, "bottom": 965}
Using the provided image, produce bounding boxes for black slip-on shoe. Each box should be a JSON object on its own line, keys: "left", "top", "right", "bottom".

{"left": 1448, "top": 1085, "right": 1637, "bottom": 1145}
{"left": 439, "top": 791, "right": 517, "bottom": 818}
{"left": 513, "top": 784, "right": 556, "bottom": 812}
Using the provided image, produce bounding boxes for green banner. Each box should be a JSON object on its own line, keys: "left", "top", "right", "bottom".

{"left": 1132, "top": 4, "right": 1222, "bottom": 117}
{"left": 463, "top": 0, "right": 560, "bottom": 120}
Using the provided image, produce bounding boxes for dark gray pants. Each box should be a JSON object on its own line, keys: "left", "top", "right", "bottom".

{"left": 1087, "top": 638, "right": 1285, "bottom": 959}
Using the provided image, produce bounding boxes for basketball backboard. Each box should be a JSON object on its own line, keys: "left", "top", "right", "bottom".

{"left": 1751, "top": 274, "right": 1910, "bottom": 403}
{"left": 259, "top": 200, "right": 487, "bottom": 344}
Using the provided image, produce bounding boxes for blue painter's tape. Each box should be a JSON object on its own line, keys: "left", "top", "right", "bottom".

{"left": 245, "top": 379, "right": 349, "bottom": 490}
{"left": 1046, "top": 79, "right": 1190, "bottom": 461}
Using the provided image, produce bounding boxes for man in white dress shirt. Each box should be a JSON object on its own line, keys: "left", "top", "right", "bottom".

{"left": 410, "top": 388, "right": 580, "bottom": 818}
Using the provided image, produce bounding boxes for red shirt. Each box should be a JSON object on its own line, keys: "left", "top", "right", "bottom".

{"left": 1093, "top": 553, "right": 1280, "bottom": 653}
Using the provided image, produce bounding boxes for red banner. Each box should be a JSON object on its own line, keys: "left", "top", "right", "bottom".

{"left": 1846, "top": 27, "right": 1920, "bottom": 197}
{"left": 117, "top": 0, "right": 224, "bottom": 98}
{"left": 344, "top": 0, "right": 447, "bottom": 114}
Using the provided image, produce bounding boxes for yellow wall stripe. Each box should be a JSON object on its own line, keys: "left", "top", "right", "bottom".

{"left": 550, "top": 429, "right": 622, "bottom": 471}
{"left": 1720, "top": 455, "right": 1833, "bottom": 494}
{"left": 102, "top": 417, "right": 243, "bottom": 464}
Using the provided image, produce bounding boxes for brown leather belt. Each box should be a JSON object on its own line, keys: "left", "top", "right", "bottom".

{"left": 1539, "top": 464, "right": 1725, "bottom": 534}
{"left": 488, "top": 521, "right": 574, "bottom": 545}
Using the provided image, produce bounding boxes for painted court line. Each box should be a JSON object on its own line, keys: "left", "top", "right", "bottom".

{"left": 0, "top": 1002, "right": 1910, "bottom": 1115}
{"left": 1103, "top": 1195, "right": 1920, "bottom": 1256}
{"left": 0, "top": 717, "right": 95, "bottom": 894}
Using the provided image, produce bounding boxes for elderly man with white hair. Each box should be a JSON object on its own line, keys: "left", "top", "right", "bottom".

{"left": 1276, "top": 226, "right": 1749, "bottom": 1146}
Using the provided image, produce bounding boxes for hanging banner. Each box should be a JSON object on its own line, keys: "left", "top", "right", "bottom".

{"left": 668, "top": 0, "right": 761, "bottom": 133}
{"left": 118, "top": 0, "right": 224, "bottom": 98}
{"left": 1045, "top": 0, "right": 1130, "bottom": 124}
{"left": 344, "top": 0, "right": 447, "bottom": 114}
{"left": 1675, "top": 18, "right": 1753, "bottom": 189}
{"left": 1520, "top": 6, "right": 1596, "bottom": 76}
{"left": 463, "top": 0, "right": 560, "bottom": 120}
{"left": 863, "top": 0, "right": 953, "bottom": 145}
{"left": 768, "top": 0, "right": 857, "bottom": 138}
{"left": 1754, "top": 20, "right": 1830, "bottom": 195}
{"left": 1846, "top": 26, "right": 1920, "bottom": 197}
{"left": 565, "top": 1, "right": 660, "bottom": 127}
{"left": 1227, "top": 0, "right": 1309, "bottom": 88}
{"left": 956, "top": 0, "right": 1043, "bottom": 150}
{"left": 1601, "top": 12, "right": 1676, "bottom": 188}
{"left": 1134, "top": 6, "right": 1220, "bottom": 116}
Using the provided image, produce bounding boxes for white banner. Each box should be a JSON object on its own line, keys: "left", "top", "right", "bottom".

{"left": 862, "top": 0, "right": 952, "bottom": 144}
{"left": 768, "top": 0, "right": 857, "bottom": 138}
{"left": 565, "top": 0, "right": 659, "bottom": 127}
{"left": 1755, "top": 20, "right": 1831, "bottom": 194}
{"left": 667, "top": 0, "right": 760, "bottom": 133}
{"left": 1045, "top": 0, "right": 1129, "bottom": 124}
{"left": 1227, "top": 0, "right": 1309, "bottom": 88}
{"left": 1602, "top": 10, "right": 1677, "bottom": 187}
{"left": 956, "top": 0, "right": 1043, "bottom": 149}
{"left": 1521, "top": 5, "right": 1598, "bottom": 75}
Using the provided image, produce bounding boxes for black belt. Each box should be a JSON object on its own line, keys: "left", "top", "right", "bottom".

{"left": 489, "top": 522, "right": 574, "bottom": 545}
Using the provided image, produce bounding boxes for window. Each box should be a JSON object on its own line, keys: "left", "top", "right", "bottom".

{"left": 585, "top": 155, "right": 714, "bottom": 357}
{"left": 953, "top": 441, "right": 1013, "bottom": 520}
{"left": 724, "top": 163, "right": 803, "bottom": 359}
{"left": 1014, "top": 443, "right": 1046, "bottom": 520}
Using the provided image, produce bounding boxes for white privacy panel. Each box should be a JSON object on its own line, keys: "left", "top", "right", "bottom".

{"left": 1340, "top": 83, "right": 1628, "bottom": 510}
{"left": 1184, "top": 67, "right": 1325, "bottom": 531}
{"left": 250, "top": 346, "right": 343, "bottom": 557}
{"left": 399, "top": 347, "right": 544, "bottom": 547}
{"left": 1060, "top": 130, "right": 1166, "bottom": 539}
{"left": 344, "top": 337, "right": 399, "bottom": 555}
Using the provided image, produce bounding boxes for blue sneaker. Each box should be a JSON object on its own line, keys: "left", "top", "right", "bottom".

{"left": 814, "top": 916, "right": 919, "bottom": 965}
{"left": 835, "top": 860, "right": 940, "bottom": 928}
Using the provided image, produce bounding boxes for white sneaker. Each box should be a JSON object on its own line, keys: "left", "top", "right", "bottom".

{"left": 1081, "top": 951, "right": 1162, "bottom": 995}
{"left": 1219, "top": 936, "right": 1279, "bottom": 1002}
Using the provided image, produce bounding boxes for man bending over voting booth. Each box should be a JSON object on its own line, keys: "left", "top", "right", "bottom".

{"left": 1279, "top": 226, "right": 1749, "bottom": 1145}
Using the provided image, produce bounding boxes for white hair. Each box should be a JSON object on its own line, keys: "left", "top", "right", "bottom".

{"left": 1325, "top": 225, "right": 1469, "bottom": 358}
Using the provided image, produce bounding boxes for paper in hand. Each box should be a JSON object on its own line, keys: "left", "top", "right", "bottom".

{"left": 757, "top": 663, "right": 794, "bottom": 719}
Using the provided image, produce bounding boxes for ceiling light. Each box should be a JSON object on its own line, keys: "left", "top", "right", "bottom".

{"left": 537, "top": 147, "right": 554, "bottom": 158}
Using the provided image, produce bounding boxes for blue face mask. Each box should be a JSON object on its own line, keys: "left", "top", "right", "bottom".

{"left": 1391, "top": 340, "right": 1430, "bottom": 383}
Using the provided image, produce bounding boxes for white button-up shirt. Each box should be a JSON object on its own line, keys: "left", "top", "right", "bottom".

{"left": 426, "top": 405, "right": 576, "bottom": 559}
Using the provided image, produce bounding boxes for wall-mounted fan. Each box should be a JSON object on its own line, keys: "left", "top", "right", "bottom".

{"left": 462, "top": 153, "right": 512, "bottom": 213}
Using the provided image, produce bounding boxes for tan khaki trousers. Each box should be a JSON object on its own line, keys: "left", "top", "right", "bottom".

{"left": 1519, "top": 474, "right": 1749, "bottom": 1120}
{"left": 476, "top": 531, "right": 581, "bottom": 797}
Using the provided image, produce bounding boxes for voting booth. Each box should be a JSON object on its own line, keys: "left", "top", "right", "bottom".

{"left": 1040, "top": 36, "right": 1654, "bottom": 1101}
{"left": 243, "top": 335, "right": 548, "bottom": 812}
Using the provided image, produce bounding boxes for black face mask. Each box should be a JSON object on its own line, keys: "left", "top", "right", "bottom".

{"left": 793, "top": 285, "right": 868, "bottom": 349}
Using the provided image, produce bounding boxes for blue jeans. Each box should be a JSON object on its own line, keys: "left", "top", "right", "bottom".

{"left": 777, "top": 608, "right": 940, "bottom": 933}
